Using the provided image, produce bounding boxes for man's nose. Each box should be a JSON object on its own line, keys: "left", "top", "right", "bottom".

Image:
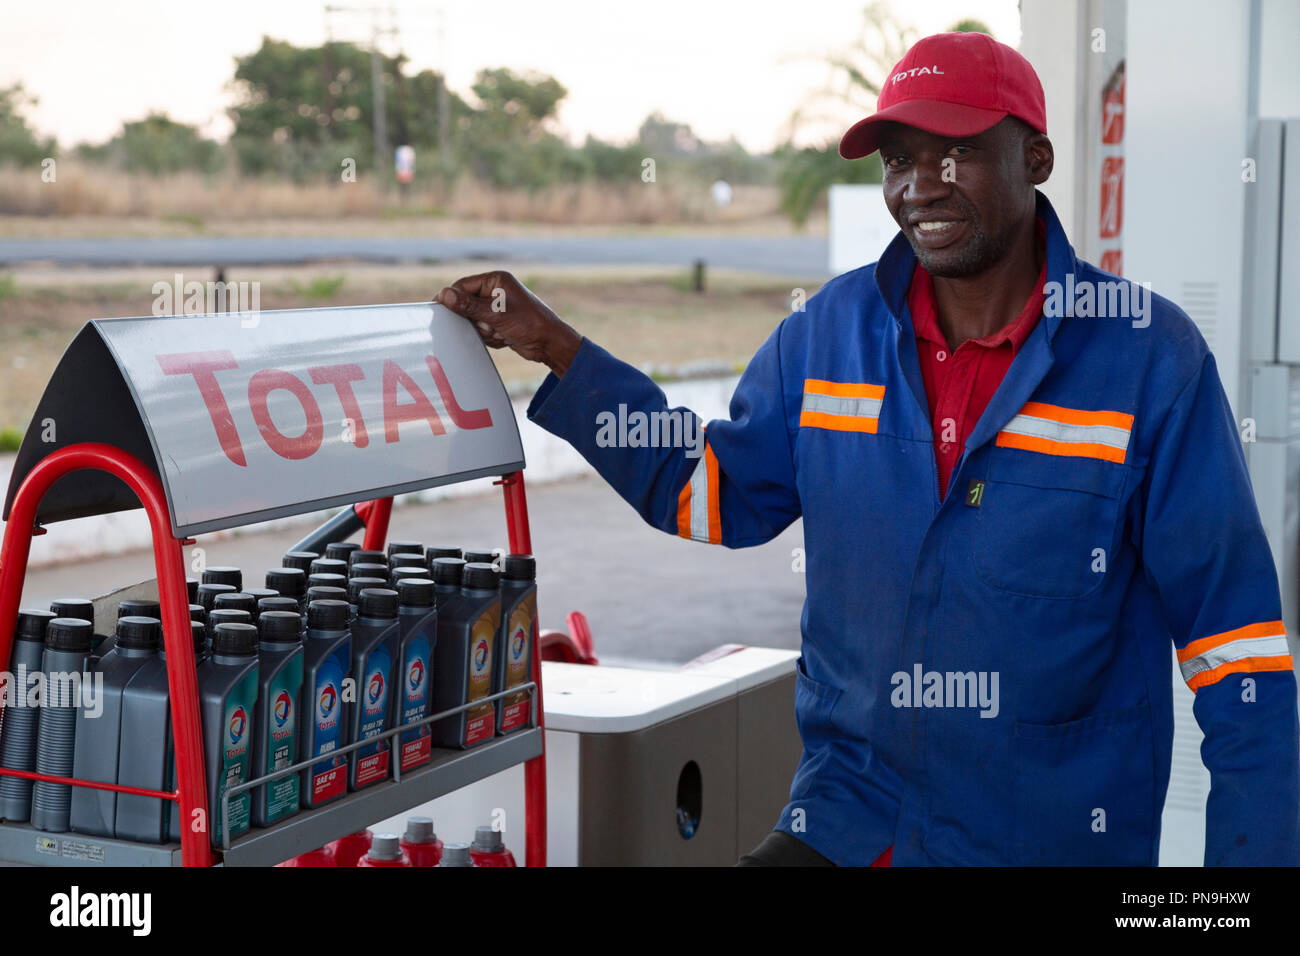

{"left": 904, "top": 159, "right": 953, "bottom": 207}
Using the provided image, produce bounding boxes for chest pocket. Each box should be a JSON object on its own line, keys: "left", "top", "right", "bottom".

{"left": 972, "top": 406, "right": 1131, "bottom": 600}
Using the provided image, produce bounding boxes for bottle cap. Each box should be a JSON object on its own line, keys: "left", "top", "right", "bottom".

{"left": 348, "top": 550, "right": 388, "bottom": 568}
{"left": 347, "top": 577, "right": 388, "bottom": 605}
{"left": 189, "top": 604, "right": 207, "bottom": 623}
{"left": 16, "top": 609, "right": 56, "bottom": 642}
{"left": 472, "top": 826, "right": 504, "bottom": 852}
{"left": 117, "top": 598, "right": 161, "bottom": 619}
{"left": 115, "top": 615, "right": 161, "bottom": 650}
{"left": 368, "top": 833, "right": 402, "bottom": 861}
{"left": 48, "top": 598, "right": 94, "bottom": 623}
{"left": 309, "top": 558, "right": 348, "bottom": 577}
{"left": 214, "top": 592, "right": 257, "bottom": 616}
{"left": 390, "top": 566, "right": 427, "bottom": 586}
{"left": 430, "top": 557, "right": 466, "bottom": 587}
{"left": 424, "top": 546, "right": 462, "bottom": 564}
{"left": 358, "top": 588, "right": 398, "bottom": 618}
{"left": 257, "top": 596, "right": 300, "bottom": 618}
{"left": 206, "top": 608, "right": 251, "bottom": 638}
{"left": 504, "top": 554, "right": 536, "bottom": 581}
{"left": 439, "top": 843, "right": 472, "bottom": 866}
{"left": 265, "top": 568, "right": 305, "bottom": 598}
{"left": 324, "top": 541, "right": 361, "bottom": 562}
{"left": 282, "top": 551, "right": 319, "bottom": 574}
{"left": 403, "top": 816, "right": 436, "bottom": 844}
{"left": 186, "top": 578, "right": 199, "bottom": 603}
{"left": 396, "top": 578, "right": 435, "bottom": 608}
{"left": 202, "top": 566, "right": 242, "bottom": 590}
{"left": 306, "top": 586, "right": 348, "bottom": 606}
{"left": 259, "top": 611, "right": 302, "bottom": 642}
{"left": 386, "top": 541, "right": 424, "bottom": 559}
{"left": 212, "top": 622, "right": 258, "bottom": 656}
{"left": 463, "top": 550, "right": 498, "bottom": 566}
{"left": 307, "top": 573, "right": 347, "bottom": 590}
{"left": 243, "top": 587, "right": 279, "bottom": 603}
{"left": 190, "top": 620, "right": 207, "bottom": 652}
{"left": 307, "top": 599, "right": 349, "bottom": 629}
{"left": 196, "top": 583, "right": 236, "bottom": 611}
{"left": 46, "top": 617, "right": 93, "bottom": 652}
{"left": 463, "top": 563, "right": 500, "bottom": 590}
{"left": 348, "top": 562, "right": 389, "bottom": 581}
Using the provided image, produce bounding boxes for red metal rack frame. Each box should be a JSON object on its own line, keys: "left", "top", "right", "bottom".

{"left": 0, "top": 443, "right": 547, "bottom": 867}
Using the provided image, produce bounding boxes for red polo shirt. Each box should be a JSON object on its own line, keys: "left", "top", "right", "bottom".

{"left": 908, "top": 218, "right": 1048, "bottom": 500}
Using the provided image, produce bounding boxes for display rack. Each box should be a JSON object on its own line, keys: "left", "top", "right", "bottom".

{"left": 0, "top": 302, "right": 547, "bottom": 866}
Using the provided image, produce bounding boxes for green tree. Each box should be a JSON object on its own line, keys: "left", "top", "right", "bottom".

{"left": 114, "top": 113, "right": 222, "bottom": 174}
{"left": 0, "top": 84, "right": 56, "bottom": 167}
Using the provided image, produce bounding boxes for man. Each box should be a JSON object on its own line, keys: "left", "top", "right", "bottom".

{"left": 436, "top": 32, "right": 1300, "bottom": 866}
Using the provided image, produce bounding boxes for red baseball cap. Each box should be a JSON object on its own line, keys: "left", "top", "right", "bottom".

{"left": 839, "top": 32, "right": 1047, "bottom": 160}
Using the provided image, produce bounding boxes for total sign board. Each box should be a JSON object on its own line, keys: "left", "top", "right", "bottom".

{"left": 92, "top": 301, "right": 524, "bottom": 535}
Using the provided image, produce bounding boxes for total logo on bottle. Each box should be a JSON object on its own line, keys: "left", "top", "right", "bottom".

{"left": 227, "top": 706, "right": 248, "bottom": 758}
{"left": 365, "top": 669, "right": 386, "bottom": 718}
{"left": 318, "top": 683, "right": 339, "bottom": 725}
{"left": 271, "top": 691, "right": 294, "bottom": 742}
{"left": 510, "top": 627, "right": 527, "bottom": 663}
{"left": 472, "top": 638, "right": 491, "bottom": 675}
{"left": 407, "top": 658, "right": 425, "bottom": 700}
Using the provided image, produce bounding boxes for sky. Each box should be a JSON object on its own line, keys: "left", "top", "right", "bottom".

{"left": 1, "top": 0, "right": 1021, "bottom": 153}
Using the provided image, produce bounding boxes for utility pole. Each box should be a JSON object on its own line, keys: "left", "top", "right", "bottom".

{"left": 325, "top": 3, "right": 398, "bottom": 182}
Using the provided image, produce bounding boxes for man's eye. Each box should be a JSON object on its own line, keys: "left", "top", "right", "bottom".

{"left": 884, "top": 154, "right": 908, "bottom": 168}
{"left": 947, "top": 144, "right": 972, "bottom": 156}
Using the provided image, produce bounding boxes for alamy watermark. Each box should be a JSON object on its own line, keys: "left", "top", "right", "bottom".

{"left": 0, "top": 668, "right": 103, "bottom": 718}
{"left": 595, "top": 404, "right": 704, "bottom": 459}
{"left": 1044, "top": 273, "right": 1152, "bottom": 328}
{"left": 891, "top": 663, "right": 999, "bottom": 718}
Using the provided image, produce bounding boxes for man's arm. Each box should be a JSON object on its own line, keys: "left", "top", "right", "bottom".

{"left": 436, "top": 272, "right": 801, "bottom": 547}
{"left": 1139, "top": 351, "right": 1300, "bottom": 865}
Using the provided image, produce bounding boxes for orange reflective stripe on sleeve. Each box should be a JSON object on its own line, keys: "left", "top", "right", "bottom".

{"left": 1177, "top": 620, "right": 1292, "bottom": 692}
{"left": 675, "top": 440, "right": 721, "bottom": 544}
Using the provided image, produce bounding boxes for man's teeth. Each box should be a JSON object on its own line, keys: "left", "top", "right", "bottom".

{"left": 916, "top": 221, "right": 958, "bottom": 232}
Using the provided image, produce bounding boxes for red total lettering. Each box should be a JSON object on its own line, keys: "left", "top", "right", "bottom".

{"left": 248, "top": 369, "right": 324, "bottom": 460}
{"left": 426, "top": 356, "right": 493, "bottom": 430}
{"left": 309, "top": 363, "right": 370, "bottom": 449}
{"left": 382, "top": 359, "right": 445, "bottom": 442}
{"left": 156, "top": 351, "right": 246, "bottom": 467}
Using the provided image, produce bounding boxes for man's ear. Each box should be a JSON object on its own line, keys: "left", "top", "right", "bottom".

{"left": 1026, "top": 133, "right": 1054, "bottom": 186}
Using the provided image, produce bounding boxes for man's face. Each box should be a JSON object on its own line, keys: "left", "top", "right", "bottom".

{"left": 878, "top": 118, "right": 1039, "bottom": 278}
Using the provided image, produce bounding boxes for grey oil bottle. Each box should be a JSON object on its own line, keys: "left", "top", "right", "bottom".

{"left": 299, "top": 599, "right": 351, "bottom": 808}
{"left": 69, "top": 616, "right": 160, "bottom": 836}
{"left": 394, "top": 578, "right": 437, "bottom": 771}
{"left": 198, "top": 622, "right": 259, "bottom": 846}
{"left": 494, "top": 555, "right": 538, "bottom": 736}
{"left": 348, "top": 588, "right": 400, "bottom": 790}
{"left": 31, "top": 618, "right": 93, "bottom": 832}
{"left": 251, "top": 611, "right": 303, "bottom": 826}
{"left": 0, "top": 609, "right": 55, "bottom": 821}
{"left": 431, "top": 562, "right": 501, "bottom": 749}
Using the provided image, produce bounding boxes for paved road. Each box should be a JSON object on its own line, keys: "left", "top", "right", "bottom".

{"left": 20, "top": 475, "right": 807, "bottom": 667}
{"left": 0, "top": 235, "right": 829, "bottom": 277}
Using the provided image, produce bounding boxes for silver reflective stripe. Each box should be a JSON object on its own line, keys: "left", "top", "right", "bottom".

{"left": 1179, "top": 633, "right": 1290, "bottom": 682}
{"left": 688, "top": 452, "right": 711, "bottom": 542}
{"left": 801, "top": 393, "right": 884, "bottom": 419}
{"left": 1002, "top": 412, "right": 1131, "bottom": 452}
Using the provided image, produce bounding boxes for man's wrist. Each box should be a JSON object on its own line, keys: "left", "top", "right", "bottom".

{"left": 544, "top": 325, "right": 583, "bottom": 378}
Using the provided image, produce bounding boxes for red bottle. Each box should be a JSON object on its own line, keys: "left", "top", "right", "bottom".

{"left": 329, "top": 830, "right": 373, "bottom": 869}
{"left": 468, "top": 826, "right": 517, "bottom": 867}
{"left": 357, "top": 833, "right": 411, "bottom": 867}
{"left": 400, "top": 816, "right": 444, "bottom": 867}
{"left": 276, "top": 845, "right": 335, "bottom": 867}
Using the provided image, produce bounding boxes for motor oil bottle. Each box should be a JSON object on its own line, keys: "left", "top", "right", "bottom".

{"left": 329, "top": 829, "right": 371, "bottom": 867}
{"left": 494, "top": 555, "right": 538, "bottom": 736}
{"left": 202, "top": 566, "right": 242, "bottom": 590}
{"left": 69, "top": 616, "right": 159, "bottom": 836}
{"left": 207, "top": 608, "right": 251, "bottom": 655}
{"left": 432, "top": 562, "right": 500, "bottom": 749}
{"left": 282, "top": 551, "right": 319, "bottom": 575}
{"left": 299, "top": 599, "right": 351, "bottom": 809}
{"left": 394, "top": 578, "right": 436, "bottom": 771}
{"left": 265, "top": 568, "right": 306, "bottom": 612}
{"left": 198, "top": 622, "right": 259, "bottom": 846}
{"left": 469, "top": 826, "right": 517, "bottom": 866}
{"left": 400, "top": 816, "right": 443, "bottom": 866}
{"left": 325, "top": 541, "right": 361, "bottom": 563}
{"left": 347, "top": 588, "right": 400, "bottom": 790}
{"left": 0, "top": 609, "right": 55, "bottom": 821}
{"left": 357, "top": 832, "right": 410, "bottom": 867}
{"left": 31, "top": 618, "right": 93, "bottom": 832}
{"left": 438, "top": 842, "right": 473, "bottom": 867}
{"left": 251, "top": 611, "right": 303, "bottom": 827}
{"left": 162, "top": 621, "right": 212, "bottom": 841}
{"left": 196, "top": 583, "right": 236, "bottom": 616}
